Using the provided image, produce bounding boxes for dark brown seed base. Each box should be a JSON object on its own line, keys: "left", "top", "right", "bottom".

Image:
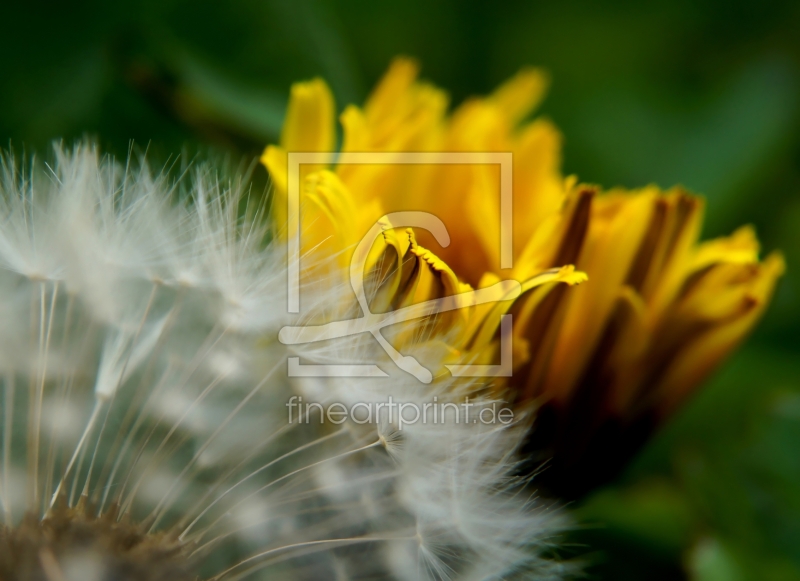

{"left": 0, "top": 499, "right": 195, "bottom": 581}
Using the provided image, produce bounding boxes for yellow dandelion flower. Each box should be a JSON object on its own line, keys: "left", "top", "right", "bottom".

{"left": 263, "top": 58, "right": 784, "bottom": 496}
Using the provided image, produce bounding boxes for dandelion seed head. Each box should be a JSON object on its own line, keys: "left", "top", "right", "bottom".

{"left": 0, "top": 143, "right": 568, "bottom": 581}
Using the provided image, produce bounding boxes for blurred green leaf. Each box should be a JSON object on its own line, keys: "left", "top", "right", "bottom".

{"left": 576, "top": 479, "right": 696, "bottom": 556}
{"left": 167, "top": 49, "right": 288, "bottom": 142}
{"left": 688, "top": 538, "right": 745, "bottom": 581}
{"left": 568, "top": 58, "right": 798, "bottom": 237}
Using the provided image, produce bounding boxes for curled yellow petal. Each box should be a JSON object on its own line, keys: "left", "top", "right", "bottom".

{"left": 466, "top": 265, "right": 588, "bottom": 353}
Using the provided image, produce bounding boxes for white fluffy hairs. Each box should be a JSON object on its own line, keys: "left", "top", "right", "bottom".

{"left": 0, "top": 143, "right": 287, "bottom": 331}
{"left": 0, "top": 143, "right": 570, "bottom": 580}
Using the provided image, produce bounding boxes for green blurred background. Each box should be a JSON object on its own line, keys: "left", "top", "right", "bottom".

{"left": 1, "top": 1, "right": 798, "bottom": 578}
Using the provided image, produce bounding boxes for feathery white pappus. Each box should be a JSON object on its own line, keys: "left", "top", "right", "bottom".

{"left": 0, "top": 143, "right": 569, "bottom": 581}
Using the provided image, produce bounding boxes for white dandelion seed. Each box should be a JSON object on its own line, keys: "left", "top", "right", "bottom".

{"left": 0, "top": 143, "right": 571, "bottom": 581}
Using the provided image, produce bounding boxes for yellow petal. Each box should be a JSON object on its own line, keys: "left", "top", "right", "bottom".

{"left": 339, "top": 64, "right": 447, "bottom": 214}
{"left": 636, "top": 189, "right": 704, "bottom": 316}
{"left": 280, "top": 78, "right": 336, "bottom": 154}
{"left": 466, "top": 265, "right": 588, "bottom": 352}
{"left": 653, "top": 252, "right": 785, "bottom": 416}
{"left": 364, "top": 57, "right": 421, "bottom": 124}
{"left": 340, "top": 105, "right": 371, "bottom": 153}
{"left": 368, "top": 228, "right": 473, "bottom": 344}
{"left": 489, "top": 66, "right": 550, "bottom": 125}
{"left": 394, "top": 230, "right": 463, "bottom": 309}
{"left": 364, "top": 220, "right": 414, "bottom": 313}
{"left": 262, "top": 78, "right": 336, "bottom": 238}
{"left": 542, "top": 188, "right": 655, "bottom": 404}
{"left": 691, "top": 225, "right": 760, "bottom": 270}
{"left": 512, "top": 119, "right": 565, "bottom": 250}
{"left": 676, "top": 262, "right": 762, "bottom": 321}
{"left": 465, "top": 162, "right": 502, "bottom": 272}
{"left": 301, "top": 170, "right": 358, "bottom": 261}
{"left": 516, "top": 184, "right": 593, "bottom": 280}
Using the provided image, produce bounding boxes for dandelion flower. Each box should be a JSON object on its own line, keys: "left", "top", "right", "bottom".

{"left": 0, "top": 144, "right": 569, "bottom": 580}
{"left": 262, "top": 57, "right": 784, "bottom": 497}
